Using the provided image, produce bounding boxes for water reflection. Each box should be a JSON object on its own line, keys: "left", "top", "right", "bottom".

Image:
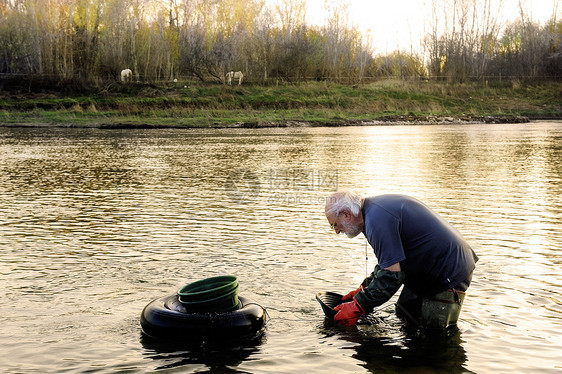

{"left": 318, "top": 307, "right": 469, "bottom": 373}
{"left": 140, "top": 334, "right": 265, "bottom": 371}
{"left": 353, "top": 330, "right": 468, "bottom": 373}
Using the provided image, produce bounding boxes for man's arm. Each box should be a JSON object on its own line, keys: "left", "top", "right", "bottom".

{"left": 354, "top": 263, "right": 405, "bottom": 314}
{"left": 385, "top": 262, "right": 402, "bottom": 272}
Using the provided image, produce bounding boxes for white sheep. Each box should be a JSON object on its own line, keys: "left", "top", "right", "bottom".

{"left": 120, "top": 69, "right": 132, "bottom": 83}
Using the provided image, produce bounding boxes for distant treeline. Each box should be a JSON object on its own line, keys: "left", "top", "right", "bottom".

{"left": 0, "top": 0, "right": 560, "bottom": 88}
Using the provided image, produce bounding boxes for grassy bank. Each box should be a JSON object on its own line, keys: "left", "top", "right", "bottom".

{"left": 0, "top": 80, "right": 560, "bottom": 127}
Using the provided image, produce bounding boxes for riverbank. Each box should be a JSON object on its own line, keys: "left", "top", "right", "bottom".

{"left": 0, "top": 80, "right": 560, "bottom": 128}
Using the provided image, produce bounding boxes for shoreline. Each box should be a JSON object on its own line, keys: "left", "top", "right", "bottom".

{"left": 1, "top": 80, "right": 560, "bottom": 129}
{"left": 0, "top": 114, "right": 540, "bottom": 129}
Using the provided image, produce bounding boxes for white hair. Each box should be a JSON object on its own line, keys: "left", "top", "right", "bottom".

{"left": 325, "top": 191, "right": 362, "bottom": 217}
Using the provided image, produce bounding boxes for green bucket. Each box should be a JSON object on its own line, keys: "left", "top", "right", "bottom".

{"left": 177, "top": 275, "right": 239, "bottom": 313}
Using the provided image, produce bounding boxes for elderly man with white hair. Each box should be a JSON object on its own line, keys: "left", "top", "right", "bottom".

{"left": 324, "top": 192, "right": 478, "bottom": 329}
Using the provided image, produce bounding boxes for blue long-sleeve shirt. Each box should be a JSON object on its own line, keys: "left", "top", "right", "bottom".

{"left": 362, "top": 195, "right": 478, "bottom": 296}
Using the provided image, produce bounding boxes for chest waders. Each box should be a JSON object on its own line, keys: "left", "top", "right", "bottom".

{"left": 396, "top": 287, "right": 466, "bottom": 330}
{"left": 421, "top": 289, "right": 466, "bottom": 329}
{"left": 354, "top": 264, "right": 469, "bottom": 330}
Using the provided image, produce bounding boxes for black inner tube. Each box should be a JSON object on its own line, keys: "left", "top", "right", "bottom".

{"left": 141, "top": 294, "right": 267, "bottom": 341}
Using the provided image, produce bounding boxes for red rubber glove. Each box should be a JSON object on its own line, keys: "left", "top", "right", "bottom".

{"left": 334, "top": 299, "right": 365, "bottom": 326}
{"left": 341, "top": 285, "right": 364, "bottom": 302}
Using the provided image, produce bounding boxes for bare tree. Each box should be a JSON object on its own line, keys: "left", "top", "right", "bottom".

{"left": 0, "top": 0, "right": 559, "bottom": 87}
{"left": 322, "top": 0, "right": 352, "bottom": 81}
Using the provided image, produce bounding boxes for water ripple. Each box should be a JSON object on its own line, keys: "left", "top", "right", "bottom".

{"left": 0, "top": 123, "right": 561, "bottom": 373}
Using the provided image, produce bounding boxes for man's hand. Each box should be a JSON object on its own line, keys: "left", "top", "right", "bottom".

{"left": 334, "top": 299, "right": 365, "bottom": 326}
{"left": 341, "top": 285, "right": 363, "bottom": 302}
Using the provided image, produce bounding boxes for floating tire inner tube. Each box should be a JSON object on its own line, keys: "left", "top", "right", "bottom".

{"left": 141, "top": 294, "right": 267, "bottom": 341}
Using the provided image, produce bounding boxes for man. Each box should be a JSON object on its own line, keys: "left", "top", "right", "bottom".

{"left": 325, "top": 191, "right": 478, "bottom": 329}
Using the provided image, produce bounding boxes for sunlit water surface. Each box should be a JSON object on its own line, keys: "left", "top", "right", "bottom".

{"left": 0, "top": 122, "right": 561, "bottom": 373}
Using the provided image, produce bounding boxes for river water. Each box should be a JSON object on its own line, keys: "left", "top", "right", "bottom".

{"left": 0, "top": 122, "right": 560, "bottom": 373}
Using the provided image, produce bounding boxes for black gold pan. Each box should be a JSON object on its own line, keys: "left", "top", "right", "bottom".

{"left": 316, "top": 291, "right": 344, "bottom": 319}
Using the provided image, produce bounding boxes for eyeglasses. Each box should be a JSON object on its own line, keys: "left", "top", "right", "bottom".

{"left": 330, "top": 217, "right": 338, "bottom": 230}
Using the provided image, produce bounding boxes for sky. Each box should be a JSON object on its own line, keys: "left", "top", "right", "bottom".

{"left": 302, "top": 0, "right": 561, "bottom": 52}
